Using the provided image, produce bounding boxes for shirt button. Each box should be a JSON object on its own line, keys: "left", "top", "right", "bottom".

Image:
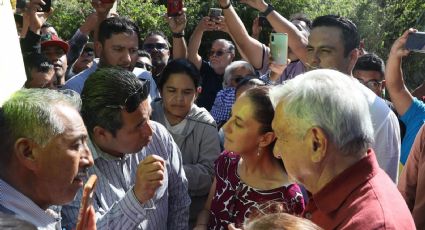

{"left": 305, "top": 212, "right": 312, "bottom": 219}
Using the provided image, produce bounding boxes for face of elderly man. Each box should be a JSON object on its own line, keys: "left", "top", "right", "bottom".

{"left": 272, "top": 102, "right": 319, "bottom": 188}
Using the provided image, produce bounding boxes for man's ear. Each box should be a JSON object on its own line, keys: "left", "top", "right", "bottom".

{"left": 93, "top": 126, "right": 112, "bottom": 143}
{"left": 308, "top": 127, "right": 328, "bottom": 163}
{"left": 259, "top": 131, "right": 276, "bottom": 148}
{"left": 348, "top": 48, "right": 359, "bottom": 73}
{"left": 94, "top": 41, "right": 103, "bottom": 58}
{"left": 14, "top": 138, "right": 38, "bottom": 171}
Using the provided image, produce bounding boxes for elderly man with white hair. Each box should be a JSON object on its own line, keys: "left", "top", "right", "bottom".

{"left": 269, "top": 69, "right": 414, "bottom": 229}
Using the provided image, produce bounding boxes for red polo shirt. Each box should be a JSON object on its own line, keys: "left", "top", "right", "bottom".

{"left": 303, "top": 149, "right": 415, "bottom": 229}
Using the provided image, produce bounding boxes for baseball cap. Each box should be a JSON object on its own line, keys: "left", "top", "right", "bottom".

{"left": 41, "top": 33, "right": 69, "bottom": 53}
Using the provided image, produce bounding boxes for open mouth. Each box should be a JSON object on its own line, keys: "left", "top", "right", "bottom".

{"left": 73, "top": 168, "right": 88, "bottom": 184}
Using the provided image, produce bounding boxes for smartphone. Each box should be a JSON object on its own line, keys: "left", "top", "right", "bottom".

{"left": 208, "top": 8, "right": 222, "bottom": 21}
{"left": 37, "top": 0, "right": 51, "bottom": 12}
{"left": 406, "top": 32, "right": 425, "bottom": 53}
{"left": 167, "top": 0, "right": 183, "bottom": 17}
{"left": 259, "top": 16, "right": 271, "bottom": 29}
{"left": 76, "top": 175, "right": 98, "bottom": 230}
{"left": 270, "top": 33, "right": 288, "bottom": 65}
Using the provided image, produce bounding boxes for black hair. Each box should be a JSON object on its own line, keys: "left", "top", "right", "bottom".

{"left": 81, "top": 67, "right": 143, "bottom": 136}
{"left": 142, "top": 31, "right": 171, "bottom": 49}
{"left": 312, "top": 15, "right": 360, "bottom": 57}
{"left": 98, "top": 17, "right": 140, "bottom": 45}
{"left": 138, "top": 50, "right": 152, "bottom": 59}
{"left": 158, "top": 59, "right": 201, "bottom": 90}
{"left": 353, "top": 53, "right": 385, "bottom": 78}
{"left": 290, "top": 13, "right": 312, "bottom": 30}
{"left": 24, "top": 53, "right": 53, "bottom": 81}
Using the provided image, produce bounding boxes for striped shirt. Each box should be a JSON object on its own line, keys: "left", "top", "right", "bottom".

{"left": 61, "top": 121, "right": 190, "bottom": 229}
{"left": 0, "top": 179, "right": 62, "bottom": 230}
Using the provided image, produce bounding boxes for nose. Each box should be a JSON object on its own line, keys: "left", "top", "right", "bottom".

{"left": 121, "top": 50, "right": 132, "bottom": 66}
{"left": 142, "top": 121, "right": 153, "bottom": 138}
{"left": 81, "top": 143, "right": 94, "bottom": 168}
{"left": 222, "top": 120, "right": 231, "bottom": 134}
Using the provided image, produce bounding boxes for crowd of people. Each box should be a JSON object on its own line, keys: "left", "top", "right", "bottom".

{"left": 2, "top": 0, "right": 425, "bottom": 229}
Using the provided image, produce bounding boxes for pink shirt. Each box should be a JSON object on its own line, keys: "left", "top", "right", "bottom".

{"left": 304, "top": 150, "right": 415, "bottom": 229}
{"left": 398, "top": 124, "right": 425, "bottom": 229}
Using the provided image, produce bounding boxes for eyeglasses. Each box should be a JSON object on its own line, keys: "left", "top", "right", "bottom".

{"left": 209, "top": 50, "right": 230, "bottom": 57}
{"left": 356, "top": 78, "right": 383, "bottom": 89}
{"left": 143, "top": 43, "right": 169, "bottom": 51}
{"left": 105, "top": 80, "right": 150, "bottom": 113}
{"left": 136, "top": 62, "right": 153, "bottom": 72}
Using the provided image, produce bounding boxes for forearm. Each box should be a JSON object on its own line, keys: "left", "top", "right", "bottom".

{"left": 222, "top": 5, "right": 264, "bottom": 68}
{"left": 67, "top": 29, "right": 89, "bottom": 67}
{"left": 188, "top": 25, "right": 204, "bottom": 69}
{"left": 386, "top": 54, "right": 413, "bottom": 115}
{"left": 172, "top": 36, "right": 187, "bottom": 59}
{"left": 266, "top": 11, "right": 308, "bottom": 64}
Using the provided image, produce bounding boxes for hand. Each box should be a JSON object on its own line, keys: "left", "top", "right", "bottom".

{"left": 239, "top": 0, "right": 268, "bottom": 12}
{"left": 228, "top": 223, "right": 242, "bottom": 230}
{"left": 83, "top": 205, "right": 96, "bottom": 230}
{"left": 133, "top": 155, "right": 165, "bottom": 204}
{"left": 27, "top": 0, "right": 53, "bottom": 32}
{"left": 214, "top": 16, "right": 228, "bottom": 33}
{"left": 166, "top": 11, "right": 187, "bottom": 33}
{"left": 197, "top": 16, "right": 218, "bottom": 32}
{"left": 269, "top": 60, "right": 289, "bottom": 76}
{"left": 389, "top": 28, "right": 416, "bottom": 60}
{"left": 79, "top": 12, "right": 99, "bottom": 35}
{"left": 91, "top": 0, "right": 115, "bottom": 16}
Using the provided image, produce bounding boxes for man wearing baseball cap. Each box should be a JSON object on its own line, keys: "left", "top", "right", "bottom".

{"left": 40, "top": 33, "right": 69, "bottom": 86}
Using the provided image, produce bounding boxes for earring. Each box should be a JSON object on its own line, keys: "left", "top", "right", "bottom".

{"left": 257, "top": 147, "right": 261, "bottom": 156}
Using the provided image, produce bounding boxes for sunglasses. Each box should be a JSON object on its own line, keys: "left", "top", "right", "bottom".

{"left": 136, "top": 62, "right": 153, "bottom": 72}
{"left": 82, "top": 48, "right": 94, "bottom": 57}
{"left": 209, "top": 50, "right": 230, "bottom": 57}
{"left": 143, "top": 43, "right": 169, "bottom": 51}
{"left": 105, "top": 80, "right": 150, "bottom": 113}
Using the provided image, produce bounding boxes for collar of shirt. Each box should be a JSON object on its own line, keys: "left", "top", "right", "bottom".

{"left": 308, "top": 149, "right": 378, "bottom": 214}
{"left": 0, "top": 179, "right": 61, "bottom": 228}
{"left": 88, "top": 138, "right": 130, "bottom": 162}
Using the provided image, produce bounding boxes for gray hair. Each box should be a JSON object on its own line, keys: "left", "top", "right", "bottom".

{"left": 0, "top": 89, "right": 81, "bottom": 165}
{"left": 269, "top": 69, "right": 374, "bottom": 155}
{"left": 223, "top": 60, "right": 255, "bottom": 88}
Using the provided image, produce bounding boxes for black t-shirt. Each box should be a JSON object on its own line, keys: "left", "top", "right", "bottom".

{"left": 196, "top": 60, "right": 223, "bottom": 111}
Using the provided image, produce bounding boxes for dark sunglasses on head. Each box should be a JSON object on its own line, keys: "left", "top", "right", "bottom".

{"left": 136, "top": 62, "right": 153, "bottom": 72}
{"left": 106, "top": 80, "right": 151, "bottom": 113}
{"left": 209, "top": 50, "right": 230, "bottom": 57}
{"left": 143, "top": 43, "right": 168, "bottom": 51}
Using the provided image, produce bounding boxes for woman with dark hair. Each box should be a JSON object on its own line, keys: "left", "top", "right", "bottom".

{"left": 194, "top": 87, "right": 305, "bottom": 230}
{"left": 150, "top": 59, "right": 221, "bottom": 228}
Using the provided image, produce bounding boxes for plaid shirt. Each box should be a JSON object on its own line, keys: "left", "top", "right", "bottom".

{"left": 210, "top": 88, "right": 236, "bottom": 125}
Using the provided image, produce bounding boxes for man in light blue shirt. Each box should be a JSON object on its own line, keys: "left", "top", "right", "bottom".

{"left": 61, "top": 68, "right": 190, "bottom": 229}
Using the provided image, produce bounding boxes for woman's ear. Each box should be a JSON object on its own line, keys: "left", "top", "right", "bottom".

{"left": 259, "top": 131, "right": 276, "bottom": 148}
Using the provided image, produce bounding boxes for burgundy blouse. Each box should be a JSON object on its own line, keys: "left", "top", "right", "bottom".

{"left": 208, "top": 151, "right": 305, "bottom": 229}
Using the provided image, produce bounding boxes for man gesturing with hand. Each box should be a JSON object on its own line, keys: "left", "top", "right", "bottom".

{"left": 61, "top": 67, "right": 190, "bottom": 230}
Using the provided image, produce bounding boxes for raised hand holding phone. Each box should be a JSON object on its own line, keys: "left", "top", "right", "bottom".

{"left": 270, "top": 32, "right": 288, "bottom": 65}
{"left": 406, "top": 31, "right": 425, "bottom": 53}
